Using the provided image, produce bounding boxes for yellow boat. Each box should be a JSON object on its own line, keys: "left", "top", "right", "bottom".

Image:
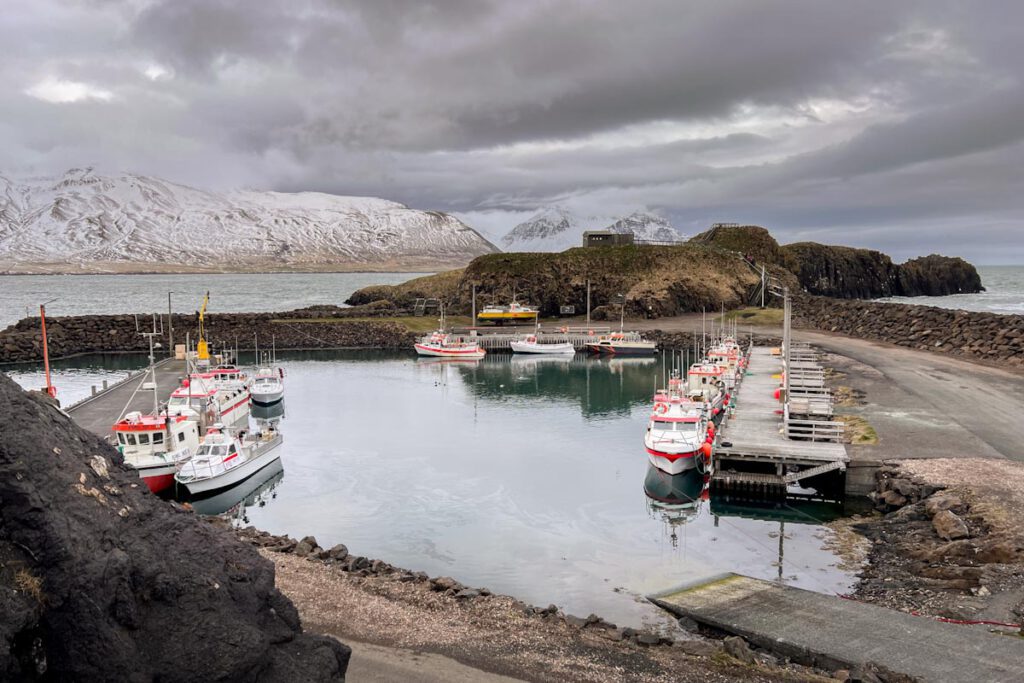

{"left": 476, "top": 301, "right": 538, "bottom": 325}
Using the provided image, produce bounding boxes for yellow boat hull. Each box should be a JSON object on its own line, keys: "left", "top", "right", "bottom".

{"left": 477, "top": 311, "right": 538, "bottom": 324}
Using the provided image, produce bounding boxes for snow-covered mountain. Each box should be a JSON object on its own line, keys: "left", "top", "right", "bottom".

{"left": 500, "top": 207, "right": 683, "bottom": 252}
{"left": 0, "top": 168, "right": 498, "bottom": 273}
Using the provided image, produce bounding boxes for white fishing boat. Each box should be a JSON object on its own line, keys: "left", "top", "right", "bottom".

{"left": 585, "top": 332, "right": 658, "bottom": 355}
{"left": 644, "top": 373, "right": 715, "bottom": 475}
{"left": 115, "top": 411, "right": 199, "bottom": 493}
{"left": 166, "top": 375, "right": 251, "bottom": 429}
{"left": 510, "top": 334, "right": 575, "bottom": 354}
{"left": 414, "top": 304, "right": 486, "bottom": 359}
{"left": 174, "top": 424, "right": 283, "bottom": 494}
{"left": 251, "top": 367, "right": 284, "bottom": 406}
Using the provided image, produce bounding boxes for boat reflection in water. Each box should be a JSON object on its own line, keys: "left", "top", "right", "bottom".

{"left": 187, "top": 457, "right": 284, "bottom": 521}
{"left": 643, "top": 464, "right": 709, "bottom": 547}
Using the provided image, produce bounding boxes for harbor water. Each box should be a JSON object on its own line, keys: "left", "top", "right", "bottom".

{"left": 6, "top": 350, "right": 857, "bottom": 629}
{"left": 876, "top": 265, "right": 1024, "bottom": 314}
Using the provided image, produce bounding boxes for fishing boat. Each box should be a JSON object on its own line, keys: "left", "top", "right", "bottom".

{"left": 585, "top": 332, "right": 657, "bottom": 355}
{"left": 687, "top": 360, "right": 728, "bottom": 424}
{"left": 644, "top": 372, "right": 715, "bottom": 475}
{"left": 476, "top": 300, "right": 538, "bottom": 325}
{"left": 414, "top": 304, "right": 486, "bottom": 358}
{"left": 174, "top": 424, "right": 283, "bottom": 495}
{"left": 251, "top": 366, "right": 285, "bottom": 406}
{"left": 115, "top": 411, "right": 200, "bottom": 493}
{"left": 166, "top": 374, "right": 251, "bottom": 429}
{"left": 510, "top": 333, "right": 575, "bottom": 354}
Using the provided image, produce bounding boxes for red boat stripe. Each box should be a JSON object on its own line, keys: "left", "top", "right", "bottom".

{"left": 646, "top": 447, "right": 697, "bottom": 461}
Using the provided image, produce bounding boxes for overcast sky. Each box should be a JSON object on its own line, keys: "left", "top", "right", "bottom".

{"left": 3, "top": 0, "right": 1022, "bottom": 263}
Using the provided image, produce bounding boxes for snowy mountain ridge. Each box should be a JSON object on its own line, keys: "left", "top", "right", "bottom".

{"left": 500, "top": 206, "right": 684, "bottom": 252}
{"left": 0, "top": 168, "right": 498, "bottom": 273}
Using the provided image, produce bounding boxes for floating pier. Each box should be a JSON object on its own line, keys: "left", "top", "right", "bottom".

{"left": 649, "top": 574, "right": 1024, "bottom": 682}
{"left": 712, "top": 344, "right": 848, "bottom": 496}
{"left": 66, "top": 358, "right": 187, "bottom": 438}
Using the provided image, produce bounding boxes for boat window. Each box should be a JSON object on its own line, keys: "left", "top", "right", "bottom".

{"left": 652, "top": 420, "right": 676, "bottom": 431}
{"left": 138, "top": 433, "right": 149, "bottom": 445}
{"left": 126, "top": 434, "right": 137, "bottom": 446}
{"left": 168, "top": 397, "right": 188, "bottom": 407}
{"left": 178, "top": 432, "right": 186, "bottom": 443}
{"left": 117, "top": 433, "right": 126, "bottom": 444}
{"left": 152, "top": 432, "right": 164, "bottom": 444}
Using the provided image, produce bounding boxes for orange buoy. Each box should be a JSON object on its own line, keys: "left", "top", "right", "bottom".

{"left": 773, "top": 388, "right": 781, "bottom": 400}
{"left": 701, "top": 443, "right": 713, "bottom": 459}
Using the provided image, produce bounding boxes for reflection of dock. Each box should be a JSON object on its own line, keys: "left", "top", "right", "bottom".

{"left": 713, "top": 346, "right": 847, "bottom": 496}
{"left": 650, "top": 574, "right": 1024, "bottom": 682}
{"left": 66, "top": 358, "right": 187, "bottom": 438}
{"left": 442, "top": 327, "right": 634, "bottom": 351}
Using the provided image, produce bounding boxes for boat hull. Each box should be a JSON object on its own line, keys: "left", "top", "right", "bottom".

{"left": 176, "top": 437, "right": 283, "bottom": 495}
{"left": 414, "top": 343, "right": 486, "bottom": 359}
{"left": 251, "top": 389, "right": 284, "bottom": 406}
{"left": 134, "top": 464, "right": 176, "bottom": 494}
{"left": 510, "top": 341, "right": 575, "bottom": 354}
{"left": 645, "top": 446, "right": 700, "bottom": 475}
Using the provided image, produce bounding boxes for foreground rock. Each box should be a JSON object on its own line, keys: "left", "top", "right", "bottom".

{"left": 856, "top": 460, "right": 1024, "bottom": 628}
{"left": 0, "top": 373, "right": 350, "bottom": 680}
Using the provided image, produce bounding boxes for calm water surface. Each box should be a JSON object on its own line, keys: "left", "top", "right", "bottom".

{"left": 0, "top": 272, "right": 429, "bottom": 329}
{"left": 6, "top": 350, "right": 856, "bottom": 628}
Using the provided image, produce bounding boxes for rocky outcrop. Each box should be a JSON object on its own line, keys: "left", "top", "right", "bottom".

{"left": 781, "top": 243, "right": 984, "bottom": 299}
{"left": 348, "top": 245, "right": 774, "bottom": 318}
{"left": 0, "top": 310, "right": 417, "bottom": 364}
{"left": 0, "top": 373, "right": 350, "bottom": 680}
{"left": 897, "top": 255, "right": 984, "bottom": 296}
{"left": 794, "top": 295, "right": 1024, "bottom": 368}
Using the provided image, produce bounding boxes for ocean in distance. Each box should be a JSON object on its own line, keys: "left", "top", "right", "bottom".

{"left": 0, "top": 271, "right": 429, "bottom": 329}
{"left": 877, "top": 265, "right": 1024, "bottom": 314}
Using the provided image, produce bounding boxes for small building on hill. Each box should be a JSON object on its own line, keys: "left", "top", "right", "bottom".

{"left": 583, "top": 230, "right": 634, "bottom": 247}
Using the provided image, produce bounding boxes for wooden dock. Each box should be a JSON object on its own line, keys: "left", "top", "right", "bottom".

{"left": 66, "top": 358, "right": 187, "bottom": 439}
{"left": 650, "top": 574, "right": 1024, "bottom": 682}
{"left": 713, "top": 346, "right": 847, "bottom": 492}
{"left": 442, "top": 326, "right": 622, "bottom": 351}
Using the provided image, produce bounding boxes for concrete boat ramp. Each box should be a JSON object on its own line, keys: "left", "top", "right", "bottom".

{"left": 66, "top": 358, "right": 187, "bottom": 438}
{"left": 650, "top": 574, "right": 1024, "bottom": 682}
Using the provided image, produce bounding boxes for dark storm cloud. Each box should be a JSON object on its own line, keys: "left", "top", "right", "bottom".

{"left": 3, "top": 0, "right": 1024, "bottom": 261}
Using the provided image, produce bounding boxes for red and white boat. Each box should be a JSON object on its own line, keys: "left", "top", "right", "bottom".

{"left": 166, "top": 374, "right": 251, "bottom": 429}
{"left": 644, "top": 373, "right": 715, "bottom": 475}
{"left": 175, "top": 424, "right": 283, "bottom": 495}
{"left": 114, "top": 411, "right": 200, "bottom": 493}
{"left": 414, "top": 331, "right": 486, "bottom": 359}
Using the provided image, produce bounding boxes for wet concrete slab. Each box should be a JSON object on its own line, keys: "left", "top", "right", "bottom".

{"left": 650, "top": 573, "right": 1024, "bottom": 682}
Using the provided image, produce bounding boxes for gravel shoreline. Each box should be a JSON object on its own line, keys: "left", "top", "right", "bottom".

{"left": 230, "top": 527, "right": 839, "bottom": 682}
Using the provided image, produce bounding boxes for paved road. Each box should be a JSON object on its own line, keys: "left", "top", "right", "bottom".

{"left": 633, "top": 315, "right": 1024, "bottom": 463}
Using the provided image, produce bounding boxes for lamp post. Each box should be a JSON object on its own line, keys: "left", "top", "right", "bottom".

{"left": 167, "top": 291, "right": 175, "bottom": 357}
{"left": 40, "top": 298, "right": 59, "bottom": 399}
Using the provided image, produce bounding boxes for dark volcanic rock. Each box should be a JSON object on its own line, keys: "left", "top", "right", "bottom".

{"left": 0, "top": 373, "right": 350, "bottom": 681}
{"left": 782, "top": 242, "right": 901, "bottom": 299}
{"left": 897, "top": 255, "right": 983, "bottom": 296}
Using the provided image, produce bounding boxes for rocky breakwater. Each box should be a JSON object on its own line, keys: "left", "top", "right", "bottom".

{"left": 0, "top": 373, "right": 350, "bottom": 679}
{"left": 794, "top": 295, "right": 1024, "bottom": 368}
{"left": 854, "top": 460, "right": 1024, "bottom": 630}
{"left": 0, "top": 306, "right": 417, "bottom": 364}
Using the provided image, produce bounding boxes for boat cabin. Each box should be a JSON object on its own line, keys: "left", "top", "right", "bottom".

{"left": 113, "top": 411, "right": 199, "bottom": 459}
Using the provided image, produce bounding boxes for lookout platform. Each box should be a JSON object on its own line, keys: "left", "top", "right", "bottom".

{"left": 66, "top": 358, "right": 187, "bottom": 439}
{"left": 650, "top": 574, "right": 1024, "bottom": 682}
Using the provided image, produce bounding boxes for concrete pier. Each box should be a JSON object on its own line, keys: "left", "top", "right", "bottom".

{"left": 66, "top": 358, "right": 187, "bottom": 438}
{"left": 651, "top": 574, "right": 1024, "bottom": 682}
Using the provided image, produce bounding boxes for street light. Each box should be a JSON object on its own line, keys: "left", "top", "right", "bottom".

{"left": 40, "top": 298, "right": 59, "bottom": 399}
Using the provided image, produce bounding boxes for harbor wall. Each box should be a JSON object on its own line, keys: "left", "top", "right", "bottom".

{"left": 0, "top": 308, "right": 417, "bottom": 364}
{"left": 794, "top": 296, "right": 1024, "bottom": 368}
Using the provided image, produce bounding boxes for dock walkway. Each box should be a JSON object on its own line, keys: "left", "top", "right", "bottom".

{"left": 66, "top": 358, "right": 187, "bottom": 438}
{"left": 713, "top": 346, "right": 847, "bottom": 490}
{"left": 650, "top": 574, "right": 1024, "bottom": 682}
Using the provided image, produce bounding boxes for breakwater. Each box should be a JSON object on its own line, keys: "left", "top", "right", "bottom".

{"left": 0, "top": 308, "right": 416, "bottom": 364}
{"left": 794, "top": 296, "right": 1024, "bottom": 368}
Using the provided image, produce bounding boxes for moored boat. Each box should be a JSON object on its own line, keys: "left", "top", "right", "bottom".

{"left": 174, "top": 424, "right": 283, "bottom": 494}
{"left": 114, "top": 411, "right": 200, "bottom": 493}
{"left": 585, "top": 332, "right": 657, "bottom": 355}
{"left": 644, "top": 373, "right": 715, "bottom": 475}
{"left": 251, "top": 366, "right": 285, "bottom": 406}
{"left": 510, "top": 334, "right": 575, "bottom": 354}
{"left": 476, "top": 300, "right": 538, "bottom": 325}
{"left": 415, "top": 331, "right": 486, "bottom": 359}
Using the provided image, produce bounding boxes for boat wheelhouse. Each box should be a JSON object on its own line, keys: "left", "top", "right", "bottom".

{"left": 114, "top": 411, "right": 200, "bottom": 493}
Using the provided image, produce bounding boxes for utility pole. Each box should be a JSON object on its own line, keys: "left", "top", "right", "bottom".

{"left": 760, "top": 265, "right": 766, "bottom": 309}
{"left": 471, "top": 284, "right": 477, "bottom": 327}
{"left": 586, "top": 279, "right": 591, "bottom": 328}
{"left": 783, "top": 287, "right": 791, "bottom": 403}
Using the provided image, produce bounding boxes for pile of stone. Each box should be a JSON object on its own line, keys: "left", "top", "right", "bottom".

{"left": 0, "top": 310, "right": 417, "bottom": 364}
{"left": 795, "top": 295, "right": 1024, "bottom": 367}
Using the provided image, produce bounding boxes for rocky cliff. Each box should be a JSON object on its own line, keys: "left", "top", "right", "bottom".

{"left": 897, "top": 254, "right": 984, "bottom": 296}
{"left": 0, "top": 373, "right": 350, "bottom": 680}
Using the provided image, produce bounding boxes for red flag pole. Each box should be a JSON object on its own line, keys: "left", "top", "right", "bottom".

{"left": 40, "top": 303, "right": 56, "bottom": 399}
